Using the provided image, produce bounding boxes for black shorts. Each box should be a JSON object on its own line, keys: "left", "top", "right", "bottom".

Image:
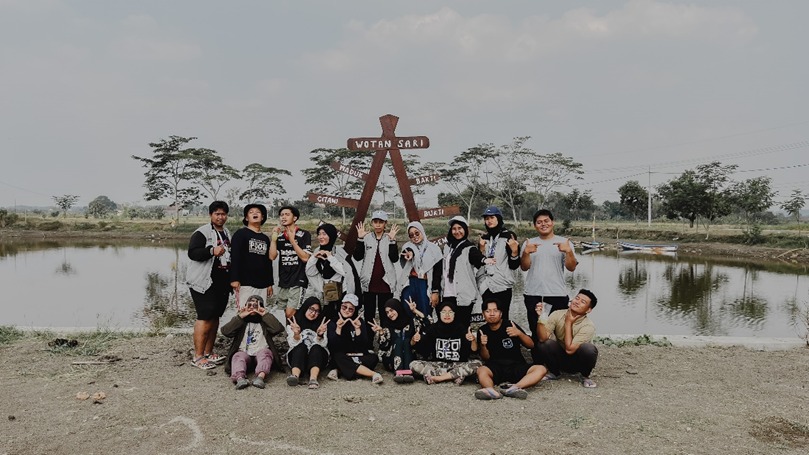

{"left": 487, "top": 362, "right": 531, "bottom": 385}
{"left": 190, "top": 284, "right": 230, "bottom": 320}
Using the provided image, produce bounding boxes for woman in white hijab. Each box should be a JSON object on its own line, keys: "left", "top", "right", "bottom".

{"left": 396, "top": 221, "right": 443, "bottom": 318}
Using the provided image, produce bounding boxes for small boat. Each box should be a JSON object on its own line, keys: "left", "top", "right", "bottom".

{"left": 580, "top": 241, "right": 605, "bottom": 250}
{"left": 617, "top": 241, "right": 678, "bottom": 254}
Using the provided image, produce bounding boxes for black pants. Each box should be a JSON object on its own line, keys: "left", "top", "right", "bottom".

{"left": 333, "top": 352, "right": 379, "bottom": 380}
{"left": 532, "top": 339, "right": 598, "bottom": 378}
{"left": 287, "top": 344, "right": 328, "bottom": 373}
{"left": 362, "top": 291, "right": 393, "bottom": 326}
{"left": 523, "top": 295, "right": 569, "bottom": 337}
{"left": 481, "top": 288, "right": 513, "bottom": 321}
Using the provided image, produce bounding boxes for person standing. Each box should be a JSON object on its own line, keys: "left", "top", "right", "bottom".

{"left": 534, "top": 289, "right": 599, "bottom": 388}
{"left": 477, "top": 206, "right": 520, "bottom": 320}
{"left": 352, "top": 210, "right": 399, "bottom": 327}
{"left": 186, "top": 201, "right": 232, "bottom": 370}
{"left": 520, "top": 209, "right": 578, "bottom": 337}
{"left": 305, "top": 223, "right": 359, "bottom": 321}
{"left": 396, "top": 221, "right": 442, "bottom": 318}
{"left": 230, "top": 203, "right": 273, "bottom": 309}
{"left": 270, "top": 205, "right": 312, "bottom": 320}
{"left": 435, "top": 216, "right": 486, "bottom": 327}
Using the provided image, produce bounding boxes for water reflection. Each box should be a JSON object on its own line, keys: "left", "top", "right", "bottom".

{"left": 141, "top": 251, "right": 196, "bottom": 329}
{"left": 617, "top": 259, "right": 648, "bottom": 297}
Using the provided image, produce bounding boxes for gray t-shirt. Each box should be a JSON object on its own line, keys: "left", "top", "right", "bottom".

{"left": 521, "top": 234, "right": 577, "bottom": 296}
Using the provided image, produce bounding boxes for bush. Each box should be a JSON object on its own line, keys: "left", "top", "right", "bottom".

{"left": 743, "top": 224, "right": 765, "bottom": 245}
{"left": 38, "top": 221, "right": 63, "bottom": 231}
{"left": 0, "top": 209, "right": 19, "bottom": 227}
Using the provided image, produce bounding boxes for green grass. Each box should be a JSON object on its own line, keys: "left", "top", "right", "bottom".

{"left": 0, "top": 325, "right": 24, "bottom": 345}
{"left": 594, "top": 334, "right": 673, "bottom": 347}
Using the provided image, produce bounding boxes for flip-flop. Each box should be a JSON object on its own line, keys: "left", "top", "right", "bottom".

{"left": 474, "top": 387, "right": 503, "bottom": 400}
{"left": 581, "top": 377, "right": 597, "bottom": 388}
{"left": 424, "top": 374, "right": 435, "bottom": 385}
{"left": 308, "top": 379, "right": 320, "bottom": 390}
{"left": 541, "top": 372, "right": 558, "bottom": 382}
{"left": 205, "top": 353, "right": 226, "bottom": 365}
{"left": 190, "top": 356, "right": 215, "bottom": 370}
{"left": 372, "top": 373, "right": 384, "bottom": 384}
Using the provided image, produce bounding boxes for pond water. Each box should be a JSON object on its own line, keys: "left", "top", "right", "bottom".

{"left": 1, "top": 239, "right": 807, "bottom": 338}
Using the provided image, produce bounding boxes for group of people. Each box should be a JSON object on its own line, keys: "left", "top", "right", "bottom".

{"left": 187, "top": 200, "right": 600, "bottom": 398}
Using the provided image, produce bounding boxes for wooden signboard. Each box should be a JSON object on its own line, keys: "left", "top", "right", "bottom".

{"left": 418, "top": 205, "right": 461, "bottom": 219}
{"left": 330, "top": 161, "right": 368, "bottom": 182}
{"left": 342, "top": 114, "right": 430, "bottom": 253}
{"left": 408, "top": 173, "right": 441, "bottom": 185}
{"left": 307, "top": 192, "right": 360, "bottom": 209}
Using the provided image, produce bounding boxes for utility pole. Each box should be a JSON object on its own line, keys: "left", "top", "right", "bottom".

{"left": 647, "top": 166, "right": 652, "bottom": 226}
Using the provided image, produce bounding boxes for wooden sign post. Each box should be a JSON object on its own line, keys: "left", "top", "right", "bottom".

{"left": 343, "top": 114, "right": 430, "bottom": 253}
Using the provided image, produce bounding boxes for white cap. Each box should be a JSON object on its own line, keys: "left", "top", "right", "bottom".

{"left": 342, "top": 293, "right": 360, "bottom": 307}
{"left": 371, "top": 210, "right": 388, "bottom": 221}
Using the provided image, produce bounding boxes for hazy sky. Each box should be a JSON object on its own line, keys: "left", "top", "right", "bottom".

{"left": 2, "top": 0, "right": 807, "bottom": 211}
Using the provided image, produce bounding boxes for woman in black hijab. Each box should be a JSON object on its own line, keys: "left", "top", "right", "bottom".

{"left": 285, "top": 297, "right": 329, "bottom": 389}
{"left": 410, "top": 300, "right": 481, "bottom": 385}
{"left": 306, "top": 223, "right": 360, "bottom": 321}
{"left": 368, "top": 297, "right": 426, "bottom": 384}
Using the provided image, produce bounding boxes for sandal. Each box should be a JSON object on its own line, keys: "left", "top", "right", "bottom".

{"left": 205, "top": 353, "right": 226, "bottom": 365}
{"left": 327, "top": 369, "right": 339, "bottom": 381}
{"left": 371, "top": 373, "right": 384, "bottom": 384}
{"left": 308, "top": 379, "right": 320, "bottom": 390}
{"left": 190, "top": 356, "right": 215, "bottom": 370}
{"left": 581, "top": 377, "right": 597, "bottom": 388}
{"left": 453, "top": 376, "right": 465, "bottom": 386}
{"left": 502, "top": 387, "right": 528, "bottom": 399}
{"left": 424, "top": 374, "right": 435, "bottom": 385}
{"left": 286, "top": 375, "right": 299, "bottom": 387}
{"left": 474, "top": 387, "right": 503, "bottom": 400}
{"left": 541, "top": 372, "right": 558, "bottom": 382}
{"left": 394, "top": 374, "right": 414, "bottom": 384}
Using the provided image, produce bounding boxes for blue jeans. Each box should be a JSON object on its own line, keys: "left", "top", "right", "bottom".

{"left": 401, "top": 276, "right": 432, "bottom": 319}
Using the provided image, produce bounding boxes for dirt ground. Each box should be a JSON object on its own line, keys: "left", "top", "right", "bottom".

{"left": 2, "top": 335, "right": 808, "bottom": 455}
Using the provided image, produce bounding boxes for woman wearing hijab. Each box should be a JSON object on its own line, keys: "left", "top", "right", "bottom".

{"left": 368, "top": 297, "right": 426, "bottom": 383}
{"left": 396, "top": 221, "right": 443, "bottom": 318}
{"left": 410, "top": 300, "right": 482, "bottom": 385}
{"left": 326, "top": 293, "right": 382, "bottom": 384}
{"left": 435, "top": 216, "right": 486, "bottom": 327}
{"left": 285, "top": 297, "right": 330, "bottom": 389}
{"left": 305, "top": 223, "right": 359, "bottom": 321}
{"left": 221, "top": 295, "right": 285, "bottom": 389}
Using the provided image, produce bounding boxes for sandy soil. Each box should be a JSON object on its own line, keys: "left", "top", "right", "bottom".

{"left": 2, "top": 335, "right": 808, "bottom": 455}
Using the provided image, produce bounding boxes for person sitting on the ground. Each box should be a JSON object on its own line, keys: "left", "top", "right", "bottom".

{"left": 369, "top": 297, "right": 425, "bottom": 384}
{"left": 534, "top": 289, "right": 599, "bottom": 388}
{"left": 410, "top": 300, "right": 482, "bottom": 385}
{"left": 285, "top": 297, "right": 330, "bottom": 390}
{"left": 475, "top": 300, "right": 547, "bottom": 400}
{"left": 326, "top": 293, "right": 382, "bottom": 384}
{"left": 221, "top": 295, "right": 285, "bottom": 390}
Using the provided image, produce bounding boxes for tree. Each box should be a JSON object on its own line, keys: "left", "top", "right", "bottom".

{"left": 558, "top": 189, "right": 595, "bottom": 221}
{"left": 436, "top": 144, "right": 497, "bottom": 220}
{"left": 618, "top": 180, "right": 649, "bottom": 223}
{"left": 527, "top": 152, "right": 584, "bottom": 210}
{"left": 728, "top": 176, "right": 775, "bottom": 228}
{"left": 781, "top": 189, "right": 806, "bottom": 223}
{"left": 52, "top": 194, "right": 79, "bottom": 217}
{"left": 132, "top": 135, "right": 203, "bottom": 221}
{"left": 302, "top": 148, "right": 373, "bottom": 224}
{"left": 87, "top": 195, "right": 118, "bottom": 218}
{"left": 239, "top": 163, "right": 292, "bottom": 203}
{"left": 657, "top": 170, "right": 702, "bottom": 228}
{"left": 694, "top": 162, "right": 738, "bottom": 238}
{"left": 189, "top": 148, "right": 241, "bottom": 200}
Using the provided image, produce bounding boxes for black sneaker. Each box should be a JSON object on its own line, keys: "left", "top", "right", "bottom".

{"left": 394, "top": 374, "right": 415, "bottom": 384}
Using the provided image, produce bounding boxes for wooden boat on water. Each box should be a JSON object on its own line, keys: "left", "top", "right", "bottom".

{"left": 617, "top": 241, "right": 678, "bottom": 254}
{"left": 580, "top": 240, "right": 605, "bottom": 250}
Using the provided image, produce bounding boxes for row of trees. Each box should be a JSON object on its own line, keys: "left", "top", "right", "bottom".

{"left": 132, "top": 136, "right": 291, "bottom": 221}
{"left": 124, "top": 135, "right": 805, "bottom": 229}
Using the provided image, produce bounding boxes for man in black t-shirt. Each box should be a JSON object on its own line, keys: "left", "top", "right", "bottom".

{"left": 269, "top": 205, "right": 312, "bottom": 319}
{"left": 230, "top": 203, "right": 273, "bottom": 310}
{"left": 475, "top": 300, "right": 547, "bottom": 400}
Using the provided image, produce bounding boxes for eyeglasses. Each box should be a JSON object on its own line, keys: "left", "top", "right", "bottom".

{"left": 307, "top": 307, "right": 320, "bottom": 313}
{"left": 439, "top": 310, "right": 455, "bottom": 316}
{"left": 341, "top": 304, "right": 355, "bottom": 310}
{"left": 408, "top": 231, "right": 421, "bottom": 238}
